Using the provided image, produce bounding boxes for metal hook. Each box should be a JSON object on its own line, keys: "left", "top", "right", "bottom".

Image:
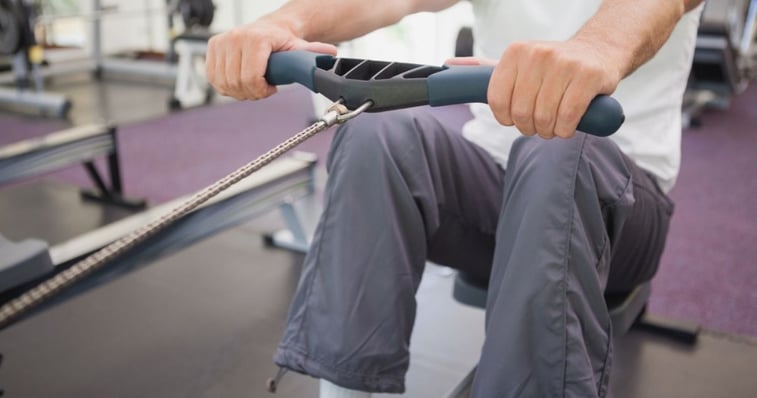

{"left": 318, "top": 99, "right": 373, "bottom": 127}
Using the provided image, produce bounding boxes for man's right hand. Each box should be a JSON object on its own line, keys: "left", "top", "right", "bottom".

{"left": 205, "top": 20, "right": 337, "bottom": 101}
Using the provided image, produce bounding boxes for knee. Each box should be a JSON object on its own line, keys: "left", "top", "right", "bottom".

{"left": 505, "top": 135, "right": 586, "bottom": 188}
{"left": 510, "top": 133, "right": 583, "bottom": 165}
{"left": 506, "top": 134, "right": 632, "bottom": 207}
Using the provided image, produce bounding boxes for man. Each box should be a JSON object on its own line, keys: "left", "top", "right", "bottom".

{"left": 206, "top": 0, "right": 703, "bottom": 397}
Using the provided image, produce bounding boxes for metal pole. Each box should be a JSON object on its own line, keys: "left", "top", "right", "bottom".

{"left": 92, "top": 0, "right": 102, "bottom": 74}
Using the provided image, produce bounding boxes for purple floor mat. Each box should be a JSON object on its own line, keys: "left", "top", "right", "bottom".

{"left": 1, "top": 86, "right": 755, "bottom": 337}
{"left": 1, "top": 88, "right": 331, "bottom": 202}
{"left": 649, "top": 88, "right": 757, "bottom": 338}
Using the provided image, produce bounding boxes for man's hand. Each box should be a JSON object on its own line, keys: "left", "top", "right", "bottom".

{"left": 450, "top": 39, "right": 623, "bottom": 139}
{"left": 205, "top": 20, "right": 337, "bottom": 101}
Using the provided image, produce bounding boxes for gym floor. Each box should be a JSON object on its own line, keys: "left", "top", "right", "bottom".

{"left": 0, "top": 73, "right": 756, "bottom": 397}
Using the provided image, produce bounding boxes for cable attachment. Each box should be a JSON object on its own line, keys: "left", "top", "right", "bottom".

{"left": 318, "top": 100, "right": 373, "bottom": 127}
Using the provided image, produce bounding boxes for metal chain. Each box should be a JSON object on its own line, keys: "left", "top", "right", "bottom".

{"left": 0, "top": 100, "right": 370, "bottom": 330}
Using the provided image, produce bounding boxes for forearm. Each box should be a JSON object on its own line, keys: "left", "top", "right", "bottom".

{"left": 574, "top": 0, "right": 703, "bottom": 79}
{"left": 260, "top": 0, "right": 459, "bottom": 44}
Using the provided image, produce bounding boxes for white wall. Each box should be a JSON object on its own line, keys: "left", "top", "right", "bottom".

{"left": 42, "top": 0, "right": 287, "bottom": 55}
{"left": 44, "top": 0, "right": 472, "bottom": 64}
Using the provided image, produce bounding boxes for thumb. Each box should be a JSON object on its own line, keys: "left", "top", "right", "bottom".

{"left": 293, "top": 41, "right": 338, "bottom": 56}
{"left": 445, "top": 56, "right": 497, "bottom": 66}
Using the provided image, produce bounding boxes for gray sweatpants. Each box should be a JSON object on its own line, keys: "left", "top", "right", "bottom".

{"left": 274, "top": 108, "right": 674, "bottom": 397}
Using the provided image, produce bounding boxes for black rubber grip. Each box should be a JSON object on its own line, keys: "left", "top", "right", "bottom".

{"left": 265, "top": 51, "right": 329, "bottom": 90}
{"left": 427, "top": 65, "right": 624, "bottom": 137}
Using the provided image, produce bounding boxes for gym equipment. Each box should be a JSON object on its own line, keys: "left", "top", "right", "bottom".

{"left": 168, "top": 31, "right": 213, "bottom": 110}
{"left": 0, "top": 152, "right": 317, "bottom": 320}
{"left": 176, "top": 0, "right": 215, "bottom": 30}
{"left": 0, "top": 0, "right": 71, "bottom": 117}
{"left": 91, "top": 0, "right": 213, "bottom": 82}
{"left": 265, "top": 51, "right": 624, "bottom": 134}
{"left": 684, "top": 0, "right": 757, "bottom": 127}
{"left": 0, "top": 58, "right": 622, "bottom": 398}
{"left": 0, "top": 1, "right": 22, "bottom": 55}
{"left": 0, "top": 50, "right": 624, "bottom": 331}
{"left": 0, "top": 0, "right": 217, "bottom": 109}
{"left": 445, "top": 272, "right": 700, "bottom": 397}
{"left": 167, "top": 0, "right": 216, "bottom": 110}
{"left": 0, "top": 123, "right": 145, "bottom": 209}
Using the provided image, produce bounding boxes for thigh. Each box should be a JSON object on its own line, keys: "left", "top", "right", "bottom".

{"left": 323, "top": 108, "right": 505, "bottom": 283}
{"left": 401, "top": 111, "right": 506, "bottom": 282}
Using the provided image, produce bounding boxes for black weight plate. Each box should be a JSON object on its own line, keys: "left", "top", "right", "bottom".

{"left": 180, "top": 0, "right": 214, "bottom": 29}
{"left": 197, "top": 0, "right": 214, "bottom": 27}
{"left": 0, "top": 5, "right": 21, "bottom": 55}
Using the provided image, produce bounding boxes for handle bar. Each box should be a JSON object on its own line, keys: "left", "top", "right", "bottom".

{"left": 265, "top": 51, "right": 625, "bottom": 137}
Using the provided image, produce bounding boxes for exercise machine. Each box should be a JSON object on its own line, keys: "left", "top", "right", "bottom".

{"left": 0, "top": 0, "right": 71, "bottom": 117}
{"left": 684, "top": 0, "right": 757, "bottom": 127}
{"left": 1, "top": 52, "right": 624, "bottom": 397}
{"left": 0, "top": 123, "right": 145, "bottom": 208}
{"left": 0, "top": 153, "right": 317, "bottom": 322}
{"left": 0, "top": 121, "right": 317, "bottom": 326}
{"left": 92, "top": 0, "right": 215, "bottom": 83}
{"left": 0, "top": 0, "right": 216, "bottom": 116}
{"left": 168, "top": 30, "right": 213, "bottom": 110}
{"left": 166, "top": 0, "right": 218, "bottom": 110}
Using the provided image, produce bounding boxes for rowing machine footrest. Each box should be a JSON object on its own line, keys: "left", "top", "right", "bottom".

{"left": 0, "top": 234, "right": 53, "bottom": 294}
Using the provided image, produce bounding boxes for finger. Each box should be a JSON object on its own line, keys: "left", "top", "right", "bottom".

{"left": 214, "top": 40, "right": 229, "bottom": 96}
{"left": 239, "top": 41, "right": 257, "bottom": 99}
{"left": 487, "top": 53, "right": 518, "bottom": 127}
{"left": 248, "top": 43, "right": 277, "bottom": 99}
{"left": 205, "top": 37, "right": 217, "bottom": 88}
{"left": 510, "top": 53, "right": 544, "bottom": 136}
{"left": 554, "top": 78, "right": 596, "bottom": 138}
{"left": 240, "top": 40, "right": 276, "bottom": 100}
{"left": 297, "top": 41, "right": 338, "bottom": 56}
{"left": 225, "top": 45, "right": 244, "bottom": 100}
{"left": 533, "top": 68, "right": 572, "bottom": 139}
{"left": 444, "top": 57, "right": 498, "bottom": 66}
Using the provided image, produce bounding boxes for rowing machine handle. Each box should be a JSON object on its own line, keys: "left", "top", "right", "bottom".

{"left": 427, "top": 66, "right": 624, "bottom": 137}
{"left": 265, "top": 51, "right": 322, "bottom": 91}
{"left": 265, "top": 51, "right": 625, "bottom": 137}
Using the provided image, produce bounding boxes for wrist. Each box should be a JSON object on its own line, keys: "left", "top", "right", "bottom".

{"left": 569, "top": 31, "right": 629, "bottom": 84}
{"left": 257, "top": 11, "right": 307, "bottom": 40}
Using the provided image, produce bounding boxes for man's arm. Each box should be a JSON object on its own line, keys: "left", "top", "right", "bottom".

{"left": 267, "top": 0, "right": 460, "bottom": 44}
{"left": 206, "top": 0, "right": 459, "bottom": 100}
{"left": 486, "top": 0, "right": 704, "bottom": 139}
{"left": 576, "top": 0, "right": 704, "bottom": 80}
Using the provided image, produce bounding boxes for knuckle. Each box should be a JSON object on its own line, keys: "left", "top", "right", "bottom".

{"left": 554, "top": 125, "right": 577, "bottom": 138}
{"left": 519, "top": 126, "right": 537, "bottom": 136}
{"left": 559, "top": 105, "right": 581, "bottom": 125}
{"left": 488, "top": 92, "right": 513, "bottom": 125}
{"left": 533, "top": 110, "right": 553, "bottom": 130}
{"left": 533, "top": 45, "right": 556, "bottom": 61}
{"left": 227, "top": 29, "right": 243, "bottom": 41}
{"left": 511, "top": 105, "right": 531, "bottom": 123}
{"left": 507, "top": 41, "right": 527, "bottom": 55}
{"left": 228, "top": 80, "right": 242, "bottom": 94}
{"left": 493, "top": 112, "right": 513, "bottom": 126}
{"left": 251, "top": 79, "right": 268, "bottom": 98}
{"left": 557, "top": 110, "right": 581, "bottom": 134}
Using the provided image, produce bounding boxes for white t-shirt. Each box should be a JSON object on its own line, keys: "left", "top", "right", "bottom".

{"left": 463, "top": 0, "right": 702, "bottom": 192}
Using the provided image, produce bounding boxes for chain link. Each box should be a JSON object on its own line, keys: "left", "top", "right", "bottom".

{"left": 0, "top": 101, "right": 366, "bottom": 330}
